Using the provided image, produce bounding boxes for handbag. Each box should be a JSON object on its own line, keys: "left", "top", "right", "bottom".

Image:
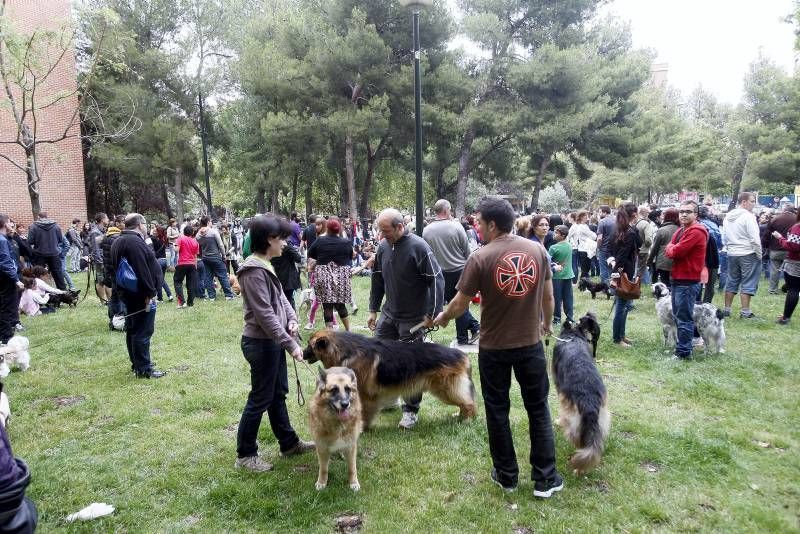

{"left": 115, "top": 257, "right": 138, "bottom": 293}
{"left": 614, "top": 268, "right": 641, "bottom": 300}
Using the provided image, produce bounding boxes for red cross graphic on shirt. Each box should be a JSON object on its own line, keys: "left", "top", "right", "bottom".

{"left": 495, "top": 252, "right": 538, "bottom": 298}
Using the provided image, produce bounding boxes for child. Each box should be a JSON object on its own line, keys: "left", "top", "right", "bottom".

{"left": 19, "top": 277, "right": 54, "bottom": 316}
{"left": 548, "top": 225, "right": 574, "bottom": 325}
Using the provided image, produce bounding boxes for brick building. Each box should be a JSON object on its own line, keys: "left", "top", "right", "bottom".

{"left": 0, "top": 0, "right": 87, "bottom": 229}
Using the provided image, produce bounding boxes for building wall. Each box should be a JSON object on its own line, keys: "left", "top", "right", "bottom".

{"left": 0, "top": 0, "right": 87, "bottom": 229}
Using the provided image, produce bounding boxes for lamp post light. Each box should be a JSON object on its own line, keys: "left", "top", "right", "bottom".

{"left": 399, "top": 0, "right": 432, "bottom": 236}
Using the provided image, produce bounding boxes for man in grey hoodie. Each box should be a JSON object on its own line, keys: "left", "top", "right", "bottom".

{"left": 196, "top": 216, "right": 235, "bottom": 300}
{"left": 26, "top": 211, "right": 67, "bottom": 290}
{"left": 722, "top": 192, "right": 762, "bottom": 318}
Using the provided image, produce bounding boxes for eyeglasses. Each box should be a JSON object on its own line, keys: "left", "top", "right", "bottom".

{"left": 678, "top": 210, "right": 696, "bottom": 215}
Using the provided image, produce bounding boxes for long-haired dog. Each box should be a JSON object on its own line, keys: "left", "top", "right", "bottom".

{"left": 0, "top": 336, "right": 31, "bottom": 378}
{"left": 309, "top": 366, "right": 362, "bottom": 491}
{"left": 578, "top": 277, "right": 612, "bottom": 300}
{"left": 303, "top": 331, "right": 476, "bottom": 429}
{"left": 552, "top": 313, "right": 610, "bottom": 475}
{"left": 48, "top": 289, "right": 81, "bottom": 308}
{"left": 652, "top": 282, "right": 726, "bottom": 354}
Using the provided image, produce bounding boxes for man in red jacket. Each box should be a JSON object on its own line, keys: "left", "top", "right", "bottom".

{"left": 666, "top": 201, "right": 708, "bottom": 360}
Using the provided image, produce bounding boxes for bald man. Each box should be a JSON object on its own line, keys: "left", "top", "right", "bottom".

{"left": 368, "top": 208, "right": 445, "bottom": 429}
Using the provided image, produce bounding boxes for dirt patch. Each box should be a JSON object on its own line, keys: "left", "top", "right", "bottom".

{"left": 698, "top": 502, "right": 716, "bottom": 512}
{"left": 618, "top": 431, "right": 636, "bottom": 440}
{"left": 595, "top": 480, "right": 611, "bottom": 493}
{"left": 293, "top": 464, "right": 311, "bottom": 473}
{"left": 53, "top": 395, "right": 85, "bottom": 407}
{"left": 460, "top": 472, "right": 476, "bottom": 485}
{"left": 362, "top": 448, "right": 377, "bottom": 460}
{"left": 223, "top": 422, "right": 239, "bottom": 436}
{"left": 640, "top": 461, "right": 661, "bottom": 474}
{"left": 151, "top": 408, "right": 162, "bottom": 416}
{"left": 182, "top": 515, "right": 201, "bottom": 526}
{"left": 171, "top": 364, "right": 191, "bottom": 373}
{"left": 335, "top": 513, "right": 363, "bottom": 533}
{"left": 513, "top": 527, "right": 533, "bottom": 534}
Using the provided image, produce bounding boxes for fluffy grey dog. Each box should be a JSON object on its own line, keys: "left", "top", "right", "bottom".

{"left": 651, "top": 282, "right": 726, "bottom": 354}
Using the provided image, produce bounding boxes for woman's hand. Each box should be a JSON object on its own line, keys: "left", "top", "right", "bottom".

{"left": 291, "top": 346, "right": 304, "bottom": 361}
{"left": 288, "top": 320, "right": 299, "bottom": 337}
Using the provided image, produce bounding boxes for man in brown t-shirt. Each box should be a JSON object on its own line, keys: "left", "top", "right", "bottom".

{"left": 433, "top": 197, "right": 562, "bottom": 498}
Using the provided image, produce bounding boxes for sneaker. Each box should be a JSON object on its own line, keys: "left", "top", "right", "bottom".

{"left": 226, "top": 296, "right": 236, "bottom": 301}
{"left": 14, "top": 323, "right": 25, "bottom": 332}
{"left": 740, "top": 311, "right": 756, "bottom": 319}
{"left": 622, "top": 337, "right": 634, "bottom": 345}
{"left": 466, "top": 331, "right": 480, "bottom": 345}
{"left": 235, "top": 455, "right": 273, "bottom": 472}
{"left": 177, "top": 303, "right": 187, "bottom": 309}
{"left": 613, "top": 340, "right": 632, "bottom": 348}
{"left": 351, "top": 305, "right": 358, "bottom": 316}
{"left": 769, "top": 289, "right": 779, "bottom": 295}
{"left": 167, "top": 296, "right": 174, "bottom": 302}
{"left": 776, "top": 316, "right": 790, "bottom": 325}
{"left": 304, "top": 322, "right": 314, "bottom": 330}
{"left": 692, "top": 337, "right": 705, "bottom": 348}
{"left": 398, "top": 411, "right": 418, "bottom": 430}
{"left": 533, "top": 473, "right": 564, "bottom": 498}
{"left": 280, "top": 439, "right": 315, "bottom": 457}
{"left": 490, "top": 468, "right": 517, "bottom": 492}
{"left": 672, "top": 353, "right": 692, "bottom": 361}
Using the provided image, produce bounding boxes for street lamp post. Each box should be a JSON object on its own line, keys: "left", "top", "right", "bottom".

{"left": 399, "top": 0, "right": 432, "bottom": 236}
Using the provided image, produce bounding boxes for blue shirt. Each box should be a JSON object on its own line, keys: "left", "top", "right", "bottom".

{"left": 0, "top": 234, "right": 19, "bottom": 282}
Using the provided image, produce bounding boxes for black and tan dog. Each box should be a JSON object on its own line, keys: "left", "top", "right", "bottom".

{"left": 578, "top": 277, "right": 611, "bottom": 300}
{"left": 309, "top": 366, "right": 362, "bottom": 491}
{"left": 552, "top": 313, "right": 610, "bottom": 475}
{"left": 303, "top": 330, "right": 476, "bottom": 429}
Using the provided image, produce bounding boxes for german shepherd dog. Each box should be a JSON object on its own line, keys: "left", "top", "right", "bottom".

{"left": 552, "top": 313, "right": 610, "bottom": 475}
{"left": 303, "top": 331, "right": 476, "bottom": 429}
{"left": 578, "top": 277, "right": 611, "bottom": 300}
{"left": 309, "top": 366, "right": 362, "bottom": 491}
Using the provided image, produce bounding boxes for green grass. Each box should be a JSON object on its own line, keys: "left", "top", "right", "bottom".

{"left": 8, "top": 273, "right": 800, "bottom": 532}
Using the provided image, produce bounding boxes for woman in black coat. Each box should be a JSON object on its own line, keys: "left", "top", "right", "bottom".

{"left": 610, "top": 202, "right": 642, "bottom": 347}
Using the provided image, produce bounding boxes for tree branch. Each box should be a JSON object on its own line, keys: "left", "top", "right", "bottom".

{"left": 0, "top": 151, "right": 26, "bottom": 174}
{"left": 466, "top": 133, "right": 514, "bottom": 175}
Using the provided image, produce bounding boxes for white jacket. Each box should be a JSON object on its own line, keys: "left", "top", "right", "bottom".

{"left": 567, "top": 223, "right": 597, "bottom": 254}
{"left": 722, "top": 208, "right": 762, "bottom": 258}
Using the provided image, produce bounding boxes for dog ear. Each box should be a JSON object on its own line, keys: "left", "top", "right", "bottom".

{"left": 345, "top": 367, "right": 357, "bottom": 388}
{"left": 317, "top": 367, "right": 327, "bottom": 389}
{"left": 313, "top": 336, "right": 329, "bottom": 351}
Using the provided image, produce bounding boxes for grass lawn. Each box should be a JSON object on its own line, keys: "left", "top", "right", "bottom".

{"left": 7, "top": 272, "right": 799, "bottom": 532}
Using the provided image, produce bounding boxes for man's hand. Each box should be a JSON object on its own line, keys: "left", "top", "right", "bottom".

{"left": 367, "top": 311, "right": 378, "bottom": 331}
{"left": 288, "top": 320, "right": 299, "bottom": 337}
{"left": 291, "top": 346, "right": 304, "bottom": 361}
{"left": 554, "top": 264, "right": 563, "bottom": 272}
{"left": 772, "top": 230, "right": 783, "bottom": 240}
{"left": 541, "top": 322, "right": 553, "bottom": 338}
{"left": 433, "top": 311, "right": 450, "bottom": 329}
{"left": 15, "top": 281, "right": 24, "bottom": 290}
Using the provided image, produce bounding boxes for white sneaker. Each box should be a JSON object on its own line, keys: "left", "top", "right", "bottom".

{"left": 398, "top": 412, "right": 418, "bottom": 430}
{"left": 304, "top": 322, "right": 314, "bottom": 331}
{"left": 692, "top": 337, "right": 705, "bottom": 348}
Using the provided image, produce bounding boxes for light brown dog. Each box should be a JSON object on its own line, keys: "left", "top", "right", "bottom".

{"left": 308, "top": 366, "right": 362, "bottom": 491}
{"left": 229, "top": 274, "right": 241, "bottom": 295}
{"left": 303, "top": 331, "right": 476, "bottom": 429}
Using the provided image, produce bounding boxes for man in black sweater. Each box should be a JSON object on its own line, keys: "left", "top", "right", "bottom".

{"left": 26, "top": 211, "right": 67, "bottom": 290}
{"left": 368, "top": 208, "right": 445, "bottom": 429}
{"left": 110, "top": 214, "right": 165, "bottom": 379}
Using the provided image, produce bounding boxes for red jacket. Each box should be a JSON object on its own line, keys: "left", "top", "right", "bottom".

{"left": 778, "top": 222, "right": 800, "bottom": 261}
{"left": 665, "top": 222, "right": 708, "bottom": 282}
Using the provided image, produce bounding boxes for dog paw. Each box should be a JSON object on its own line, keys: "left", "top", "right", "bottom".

{"left": 350, "top": 481, "right": 360, "bottom": 492}
{"left": 315, "top": 481, "right": 327, "bottom": 491}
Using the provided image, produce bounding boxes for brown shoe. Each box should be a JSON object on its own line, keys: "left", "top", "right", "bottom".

{"left": 235, "top": 455, "right": 273, "bottom": 472}
{"left": 280, "top": 439, "right": 315, "bottom": 457}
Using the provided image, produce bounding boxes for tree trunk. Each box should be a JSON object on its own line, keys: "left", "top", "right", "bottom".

{"left": 530, "top": 154, "right": 552, "bottom": 212}
{"left": 256, "top": 187, "right": 266, "bottom": 214}
{"left": 25, "top": 145, "right": 42, "bottom": 218}
{"left": 338, "top": 171, "right": 348, "bottom": 217}
{"left": 290, "top": 170, "right": 299, "bottom": 213}
{"left": 358, "top": 138, "right": 384, "bottom": 220}
{"left": 190, "top": 182, "right": 209, "bottom": 212}
{"left": 455, "top": 125, "right": 476, "bottom": 218}
{"left": 729, "top": 151, "right": 748, "bottom": 211}
{"left": 269, "top": 184, "right": 279, "bottom": 214}
{"left": 161, "top": 179, "right": 174, "bottom": 219}
{"left": 344, "top": 133, "right": 358, "bottom": 221}
{"left": 304, "top": 182, "right": 313, "bottom": 218}
{"left": 174, "top": 167, "right": 185, "bottom": 222}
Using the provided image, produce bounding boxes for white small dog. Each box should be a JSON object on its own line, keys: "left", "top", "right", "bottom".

{"left": 0, "top": 336, "right": 31, "bottom": 378}
{"left": 651, "top": 283, "right": 726, "bottom": 354}
{"left": 298, "top": 287, "right": 315, "bottom": 315}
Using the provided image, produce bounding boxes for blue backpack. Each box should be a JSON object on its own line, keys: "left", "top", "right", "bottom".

{"left": 116, "top": 257, "right": 138, "bottom": 292}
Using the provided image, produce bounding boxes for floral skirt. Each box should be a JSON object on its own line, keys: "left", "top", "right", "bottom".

{"left": 313, "top": 263, "right": 352, "bottom": 304}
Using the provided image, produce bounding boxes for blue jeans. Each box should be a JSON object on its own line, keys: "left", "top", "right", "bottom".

{"left": 157, "top": 258, "right": 172, "bottom": 300}
{"left": 725, "top": 253, "right": 761, "bottom": 296}
{"left": 60, "top": 256, "right": 74, "bottom": 289}
{"left": 237, "top": 336, "right": 299, "bottom": 458}
{"left": 444, "top": 270, "right": 479, "bottom": 343}
{"left": 203, "top": 256, "right": 234, "bottom": 299}
{"left": 598, "top": 250, "right": 611, "bottom": 286}
{"left": 718, "top": 252, "right": 727, "bottom": 290}
{"left": 552, "top": 278, "right": 573, "bottom": 323}
{"left": 123, "top": 296, "right": 156, "bottom": 374}
{"left": 671, "top": 283, "right": 700, "bottom": 358}
{"left": 571, "top": 249, "right": 580, "bottom": 283}
{"left": 196, "top": 260, "right": 208, "bottom": 298}
{"left": 612, "top": 296, "right": 632, "bottom": 343}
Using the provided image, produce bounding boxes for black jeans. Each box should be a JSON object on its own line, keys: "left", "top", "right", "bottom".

{"left": 32, "top": 254, "right": 66, "bottom": 290}
{"left": 173, "top": 265, "right": 197, "bottom": 306}
{"left": 443, "top": 270, "right": 479, "bottom": 343}
{"left": 478, "top": 342, "right": 556, "bottom": 486}
{"left": 122, "top": 296, "right": 156, "bottom": 374}
{"left": 783, "top": 272, "right": 800, "bottom": 319}
{"left": 578, "top": 251, "right": 591, "bottom": 279}
{"left": 106, "top": 286, "right": 126, "bottom": 322}
{"left": 375, "top": 315, "right": 424, "bottom": 413}
{"left": 237, "top": 336, "right": 299, "bottom": 458}
{"left": 0, "top": 278, "right": 18, "bottom": 344}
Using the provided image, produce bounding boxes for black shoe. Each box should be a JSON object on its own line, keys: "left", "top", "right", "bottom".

{"left": 490, "top": 468, "right": 517, "bottom": 492}
{"left": 533, "top": 473, "right": 564, "bottom": 498}
{"left": 135, "top": 369, "right": 166, "bottom": 379}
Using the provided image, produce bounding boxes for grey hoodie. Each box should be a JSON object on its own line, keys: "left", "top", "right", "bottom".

{"left": 237, "top": 255, "right": 299, "bottom": 353}
{"left": 723, "top": 208, "right": 762, "bottom": 258}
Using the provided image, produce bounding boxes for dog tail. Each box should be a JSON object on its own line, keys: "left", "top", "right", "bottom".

{"left": 569, "top": 406, "right": 609, "bottom": 475}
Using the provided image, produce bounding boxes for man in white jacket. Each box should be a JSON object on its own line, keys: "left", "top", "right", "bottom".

{"left": 722, "top": 192, "right": 762, "bottom": 318}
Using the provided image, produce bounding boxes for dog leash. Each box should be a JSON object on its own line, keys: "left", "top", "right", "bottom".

{"left": 25, "top": 306, "right": 152, "bottom": 351}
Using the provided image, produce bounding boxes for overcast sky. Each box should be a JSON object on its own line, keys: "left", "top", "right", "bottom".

{"left": 445, "top": 0, "right": 797, "bottom": 104}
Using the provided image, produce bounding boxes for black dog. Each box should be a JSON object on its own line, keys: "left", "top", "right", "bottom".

{"left": 578, "top": 277, "right": 611, "bottom": 300}
{"left": 552, "top": 313, "right": 609, "bottom": 475}
{"left": 48, "top": 289, "right": 81, "bottom": 308}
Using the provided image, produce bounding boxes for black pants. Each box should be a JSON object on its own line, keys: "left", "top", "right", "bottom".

{"left": 443, "top": 270, "right": 480, "bottom": 343}
{"left": 783, "top": 272, "right": 800, "bottom": 320}
{"left": 283, "top": 288, "right": 295, "bottom": 310}
{"left": 698, "top": 269, "right": 717, "bottom": 304}
{"left": 0, "top": 279, "right": 18, "bottom": 344}
{"left": 578, "top": 251, "right": 591, "bottom": 279}
{"left": 106, "top": 286, "right": 126, "bottom": 322}
{"left": 478, "top": 342, "right": 557, "bottom": 486}
{"left": 237, "top": 336, "right": 299, "bottom": 458}
{"left": 122, "top": 295, "right": 156, "bottom": 374}
{"left": 226, "top": 259, "right": 239, "bottom": 274}
{"left": 654, "top": 269, "right": 671, "bottom": 287}
{"left": 375, "top": 315, "right": 424, "bottom": 413}
{"left": 173, "top": 265, "right": 197, "bottom": 306}
{"left": 32, "top": 254, "right": 66, "bottom": 291}
{"left": 322, "top": 302, "right": 348, "bottom": 323}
